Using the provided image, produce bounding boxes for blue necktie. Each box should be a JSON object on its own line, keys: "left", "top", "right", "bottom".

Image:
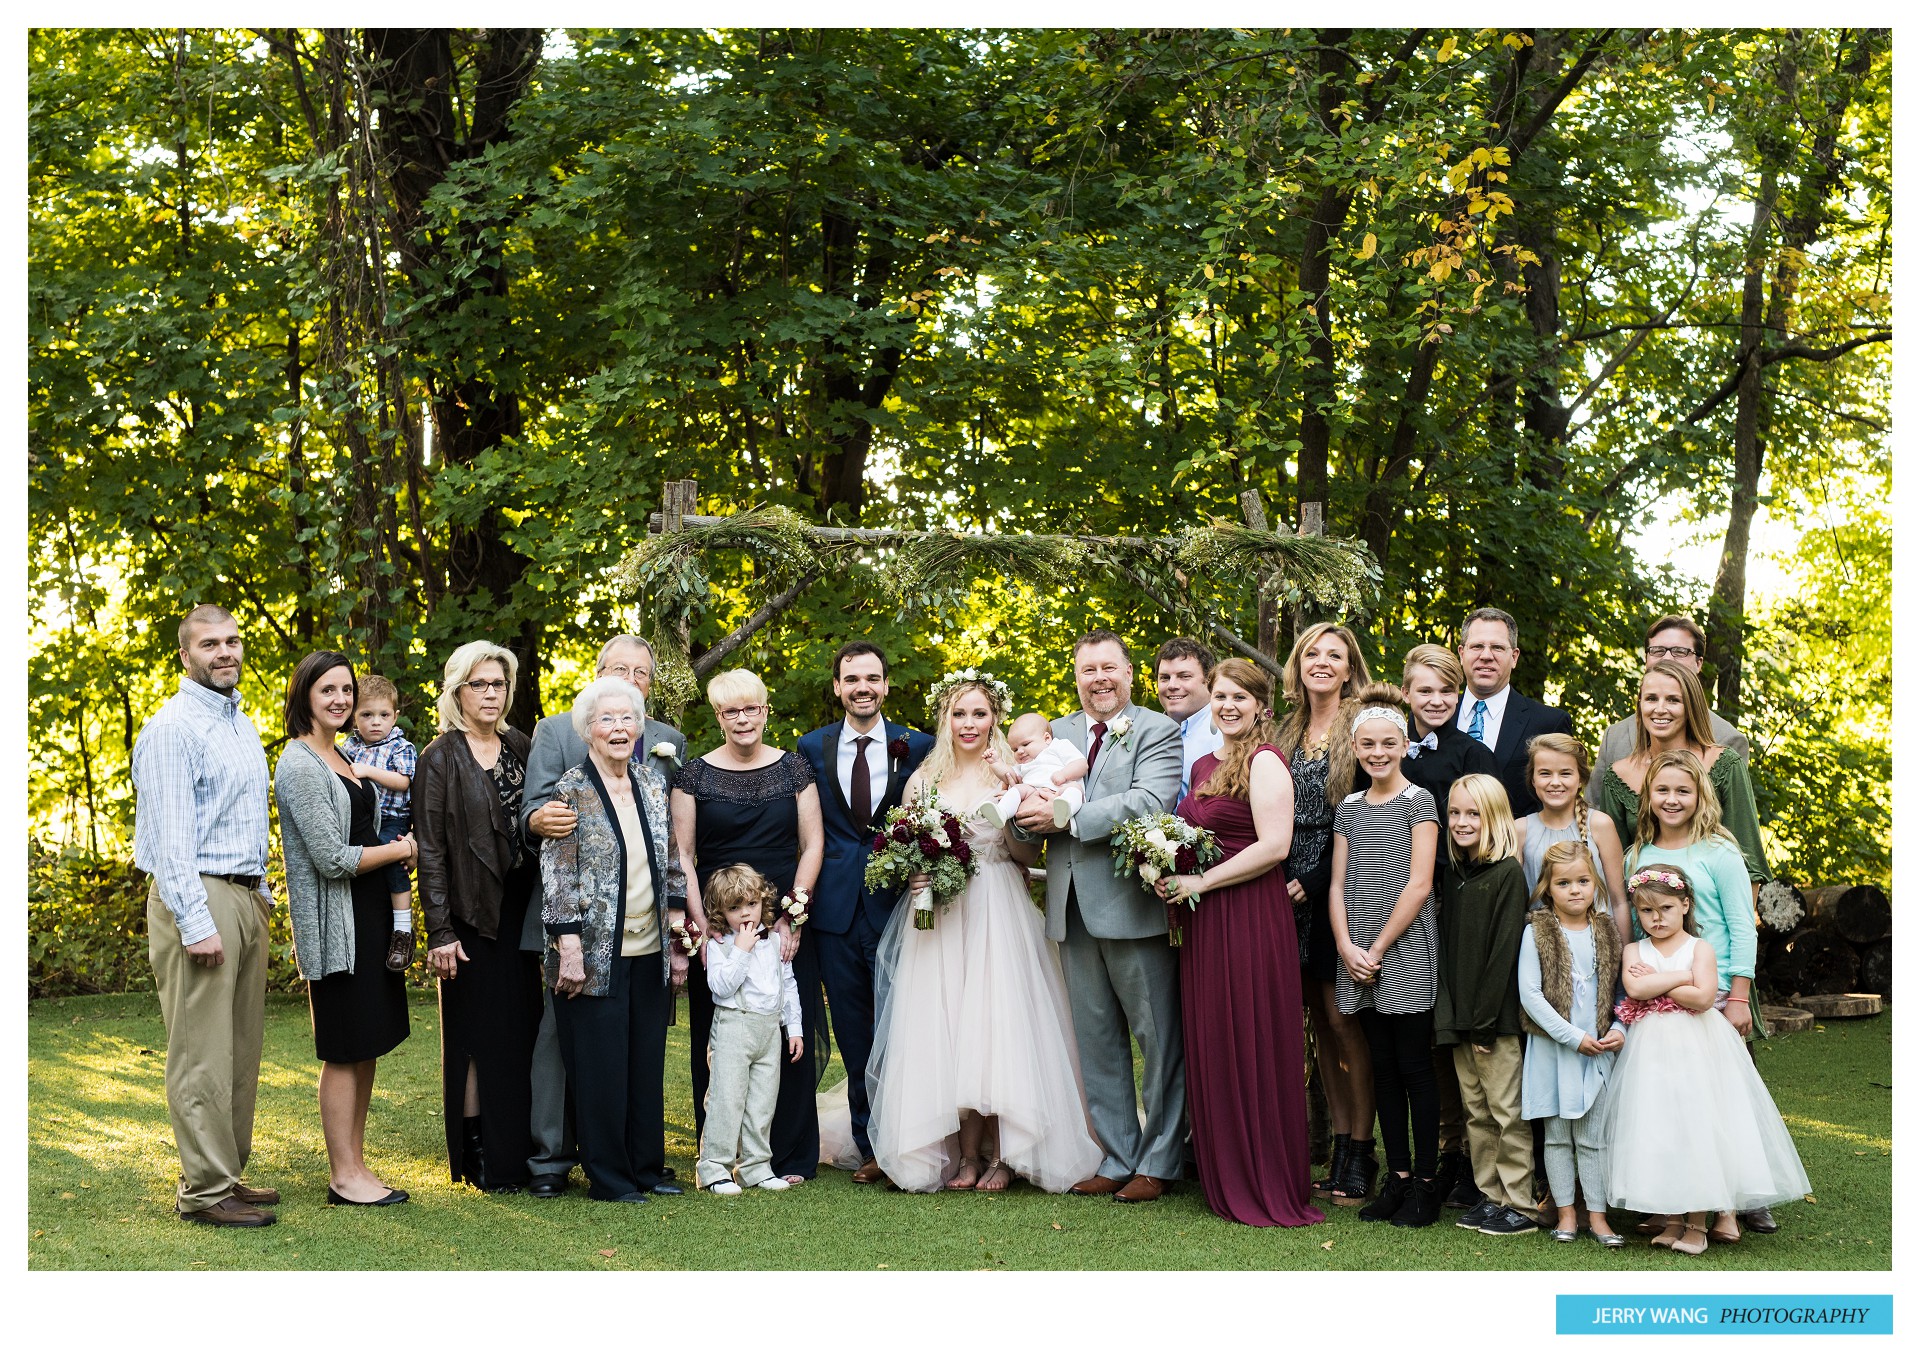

{"left": 1468, "top": 700, "right": 1488, "bottom": 743}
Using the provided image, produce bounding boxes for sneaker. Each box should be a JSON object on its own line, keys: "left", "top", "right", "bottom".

{"left": 1390, "top": 1176, "right": 1442, "bottom": 1228}
{"left": 756, "top": 1177, "right": 791, "bottom": 1191}
{"left": 1357, "top": 1171, "right": 1411, "bottom": 1223}
{"left": 709, "top": 1181, "right": 742, "bottom": 1196}
{"left": 1051, "top": 797, "right": 1076, "bottom": 828}
{"left": 1456, "top": 1197, "right": 1499, "bottom": 1230}
{"left": 1478, "top": 1205, "right": 1542, "bottom": 1237}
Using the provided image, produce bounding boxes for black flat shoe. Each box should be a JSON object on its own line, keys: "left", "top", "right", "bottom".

{"left": 326, "top": 1186, "right": 410, "bottom": 1206}
{"left": 606, "top": 1191, "right": 651, "bottom": 1204}
{"left": 528, "top": 1175, "right": 569, "bottom": 1198}
{"left": 649, "top": 1182, "right": 684, "bottom": 1196}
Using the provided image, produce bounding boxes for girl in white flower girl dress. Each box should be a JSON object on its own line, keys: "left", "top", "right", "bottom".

{"left": 1595, "top": 865, "right": 1808, "bottom": 1255}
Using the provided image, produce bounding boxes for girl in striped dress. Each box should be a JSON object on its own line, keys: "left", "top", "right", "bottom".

{"left": 1330, "top": 684, "right": 1442, "bottom": 1228}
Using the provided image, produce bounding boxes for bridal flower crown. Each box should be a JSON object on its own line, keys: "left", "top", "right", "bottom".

{"left": 925, "top": 667, "right": 1013, "bottom": 719}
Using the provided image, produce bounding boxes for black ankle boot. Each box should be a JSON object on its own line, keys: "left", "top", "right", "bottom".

{"left": 1435, "top": 1150, "right": 1475, "bottom": 1207}
{"left": 1314, "top": 1134, "right": 1351, "bottom": 1196}
{"left": 1334, "top": 1138, "right": 1379, "bottom": 1205}
{"left": 461, "top": 1117, "right": 486, "bottom": 1189}
{"left": 1391, "top": 1175, "right": 1443, "bottom": 1228}
{"left": 1357, "top": 1170, "right": 1411, "bottom": 1223}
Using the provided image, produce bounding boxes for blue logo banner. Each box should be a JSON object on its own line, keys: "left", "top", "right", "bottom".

{"left": 1556, "top": 1295, "right": 1891, "bottom": 1335}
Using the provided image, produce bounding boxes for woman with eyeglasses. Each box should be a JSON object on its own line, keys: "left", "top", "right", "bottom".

{"left": 670, "top": 669, "right": 825, "bottom": 1186}
{"left": 415, "top": 640, "right": 542, "bottom": 1193}
{"left": 541, "top": 677, "right": 688, "bottom": 1201}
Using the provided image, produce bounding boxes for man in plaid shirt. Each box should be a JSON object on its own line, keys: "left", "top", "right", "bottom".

{"left": 131, "top": 604, "right": 278, "bottom": 1228}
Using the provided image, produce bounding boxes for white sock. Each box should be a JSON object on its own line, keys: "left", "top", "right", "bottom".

{"left": 392, "top": 909, "right": 413, "bottom": 932}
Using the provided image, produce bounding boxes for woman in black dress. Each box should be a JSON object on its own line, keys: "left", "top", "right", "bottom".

{"left": 273, "top": 651, "right": 414, "bottom": 1205}
{"left": 670, "top": 668, "right": 825, "bottom": 1184}
{"left": 416, "top": 641, "right": 542, "bottom": 1193}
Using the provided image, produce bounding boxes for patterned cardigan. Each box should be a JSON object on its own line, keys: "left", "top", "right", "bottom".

{"left": 540, "top": 755, "right": 686, "bottom": 997}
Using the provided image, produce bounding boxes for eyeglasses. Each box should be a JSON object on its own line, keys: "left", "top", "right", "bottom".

{"left": 593, "top": 713, "right": 639, "bottom": 730}
{"left": 601, "top": 663, "right": 655, "bottom": 683}
{"left": 717, "top": 704, "right": 766, "bottom": 723}
{"left": 1646, "top": 645, "right": 1697, "bottom": 660}
{"left": 463, "top": 678, "right": 508, "bottom": 694}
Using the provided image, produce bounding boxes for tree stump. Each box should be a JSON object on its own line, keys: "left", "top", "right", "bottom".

{"left": 1759, "top": 1003, "right": 1813, "bottom": 1036}
{"left": 1826, "top": 885, "right": 1891, "bottom": 945}
{"left": 1765, "top": 924, "right": 1860, "bottom": 997}
{"left": 1789, "top": 991, "right": 1882, "bottom": 1019}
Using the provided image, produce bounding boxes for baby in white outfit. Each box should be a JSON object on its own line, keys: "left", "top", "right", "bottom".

{"left": 979, "top": 713, "right": 1088, "bottom": 830}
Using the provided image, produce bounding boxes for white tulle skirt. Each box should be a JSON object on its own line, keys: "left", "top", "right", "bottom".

{"left": 866, "top": 855, "right": 1104, "bottom": 1193}
{"left": 1596, "top": 1006, "right": 1810, "bottom": 1214}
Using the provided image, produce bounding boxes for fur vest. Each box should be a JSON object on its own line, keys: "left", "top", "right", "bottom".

{"left": 1520, "top": 906, "right": 1621, "bottom": 1038}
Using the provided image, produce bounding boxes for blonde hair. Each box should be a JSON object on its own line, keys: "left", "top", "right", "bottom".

{"left": 703, "top": 863, "right": 777, "bottom": 931}
{"left": 1631, "top": 660, "right": 1719, "bottom": 755}
{"left": 1399, "top": 642, "right": 1466, "bottom": 692}
{"left": 436, "top": 640, "right": 519, "bottom": 733}
{"left": 1530, "top": 839, "right": 1598, "bottom": 911}
{"left": 705, "top": 668, "right": 769, "bottom": 713}
{"left": 1446, "top": 772, "right": 1518, "bottom": 864}
{"left": 1628, "top": 749, "right": 1738, "bottom": 859}
{"left": 919, "top": 678, "right": 1013, "bottom": 794}
{"left": 1194, "top": 659, "right": 1277, "bottom": 802}
{"left": 1273, "top": 621, "right": 1372, "bottom": 806}
{"left": 1526, "top": 732, "right": 1594, "bottom": 841}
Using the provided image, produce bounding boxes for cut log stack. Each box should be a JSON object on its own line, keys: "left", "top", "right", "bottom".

{"left": 1760, "top": 882, "right": 1890, "bottom": 1015}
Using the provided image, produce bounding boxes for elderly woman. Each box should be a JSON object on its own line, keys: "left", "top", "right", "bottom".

{"left": 1595, "top": 659, "right": 1769, "bottom": 891}
{"left": 415, "top": 640, "right": 541, "bottom": 1193}
{"left": 671, "top": 668, "right": 825, "bottom": 1185}
{"left": 273, "top": 650, "right": 416, "bottom": 1206}
{"left": 543, "top": 676, "right": 688, "bottom": 1202}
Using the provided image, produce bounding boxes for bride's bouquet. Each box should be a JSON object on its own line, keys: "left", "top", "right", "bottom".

{"left": 866, "top": 793, "right": 977, "bottom": 929}
{"left": 1111, "top": 812, "right": 1222, "bottom": 946}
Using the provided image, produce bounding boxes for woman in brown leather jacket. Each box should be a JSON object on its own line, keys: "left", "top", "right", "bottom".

{"left": 416, "top": 640, "right": 540, "bottom": 1193}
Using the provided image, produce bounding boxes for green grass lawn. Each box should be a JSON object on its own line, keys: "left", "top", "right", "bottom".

{"left": 27, "top": 990, "right": 1891, "bottom": 1271}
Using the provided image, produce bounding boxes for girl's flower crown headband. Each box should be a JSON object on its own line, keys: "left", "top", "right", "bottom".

{"left": 1628, "top": 867, "right": 1689, "bottom": 892}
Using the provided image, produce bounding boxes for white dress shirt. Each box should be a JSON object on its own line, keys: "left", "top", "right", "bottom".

{"left": 1456, "top": 682, "right": 1513, "bottom": 750}
{"left": 706, "top": 931, "right": 803, "bottom": 1035}
{"left": 1177, "top": 706, "right": 1225, "bottom": 801}
{"left": 836, "top": 715, "right": 890, "bottom": 813}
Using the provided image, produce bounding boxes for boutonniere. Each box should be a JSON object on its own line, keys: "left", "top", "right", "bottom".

{"left": 651, "top": 741, "right": 680, "bottom": 765}
{"left": 1108, "top": 714, "right": 1134, "bottom": 746}
{"left": 779, "top": 887, "right": 811, "bottom": 928}
{"left": 887, "top": 734, "right": 910, "bottom": 764}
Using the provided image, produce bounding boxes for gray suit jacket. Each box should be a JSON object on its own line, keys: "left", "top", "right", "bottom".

{"left": 1585, "top": 710, "right": 1749, "bottom": 808}
{"left": 518, "top": 709, "right": 687, "bottom": 950}
{"left": 1036, "top": 702, "right": 1183, "bottom": 943}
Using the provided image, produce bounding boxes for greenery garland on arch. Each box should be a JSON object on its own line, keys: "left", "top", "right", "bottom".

{"left": 616, "top": 490, "right": 1381, "bottom": 721}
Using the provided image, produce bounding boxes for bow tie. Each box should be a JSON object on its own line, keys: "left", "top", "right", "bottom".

{"left": 1406, "top": 732, "right": 1439, "bottom": 759}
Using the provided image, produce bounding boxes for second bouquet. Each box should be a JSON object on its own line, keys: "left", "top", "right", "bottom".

{"left": 1110, "top": 812, "right": 1222, "bottom": 946}
{"left": 866, "top": 793, "right": 977, "bottom": 929}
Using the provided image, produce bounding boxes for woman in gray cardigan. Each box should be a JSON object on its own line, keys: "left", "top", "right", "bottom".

{"left": 274, "top": 651, "right": 416, "bottom": 1206}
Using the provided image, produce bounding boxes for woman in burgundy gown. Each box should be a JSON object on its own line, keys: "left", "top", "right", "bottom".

{"left": 1159, "top": 657, "right": 1324, "bottom": 1228}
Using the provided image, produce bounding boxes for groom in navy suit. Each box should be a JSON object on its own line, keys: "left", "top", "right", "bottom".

{"left": 796, "top": 641, "right": 934, "bottom": 1181}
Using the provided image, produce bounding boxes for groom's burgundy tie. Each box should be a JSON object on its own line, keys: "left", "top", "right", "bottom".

{"left": 1085, "top": 721, "right": 1108, "bottom": 776}
{"left": 851, "top": 735, "right": 873, "bottom": 824}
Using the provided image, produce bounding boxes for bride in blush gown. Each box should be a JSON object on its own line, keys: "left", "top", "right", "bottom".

{"left": 866, "top": 675, "right": 1104, "bottom": 1194}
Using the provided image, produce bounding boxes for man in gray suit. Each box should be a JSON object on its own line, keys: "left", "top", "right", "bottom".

{"left": 1586, "top": 613, "right": 1749, "bottom": 806}
{"left": 518, "top": 634, "right": 687, "bottom": 1197}
{"left": 1014, "top": 630, "right": 1185, "bottom": 1202}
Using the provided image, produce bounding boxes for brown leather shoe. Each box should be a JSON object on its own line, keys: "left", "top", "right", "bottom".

{"left": 385, "top": 929, "right": 415, "bottom": 972}
{"left": 179, "top": 1197, "right": 276, "bottom": 1228}
{"left": 230, "top": 1181, "right": 280, "bottom": 1206}
{"left": 1069, "top": 1174, "right": 1127, "bottom": 1196}
{"left": 851, "top": 1157, "right": 887, "bottom": 1185}
{"left": 1115, "top": 1174, "right": 1170, "bottom": 1204}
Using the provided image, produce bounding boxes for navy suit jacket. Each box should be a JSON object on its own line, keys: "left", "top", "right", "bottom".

{"left": 797, "top": 718, "right": 935, "bottom": 935}
{"left": 1481, "top": 689, "right": 1574, "bottom": 818}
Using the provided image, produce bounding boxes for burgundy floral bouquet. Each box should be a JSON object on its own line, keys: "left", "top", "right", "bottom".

{"left": 865, "top": 793, "right": 977, "bottom": 929}
{"left": 1111, "top": 813, "right": 1222, "bottom": 947}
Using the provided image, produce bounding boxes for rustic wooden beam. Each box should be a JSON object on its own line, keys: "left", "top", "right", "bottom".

{"left": 689, "top": 567, "right": 822, "bottom": 680}
{"left": 646, "top": 512, "right": 1173, "bottom": 549}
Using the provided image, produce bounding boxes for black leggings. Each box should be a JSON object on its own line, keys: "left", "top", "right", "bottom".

{"left": 1358, "top": 1007, "right": 1438, "bottom": 1178}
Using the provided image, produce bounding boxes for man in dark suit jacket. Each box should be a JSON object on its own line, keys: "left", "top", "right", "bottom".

{"left": 1455, "top": 607, "right": 1573, "bottom": 818}
{"left": 517, "top": 634, "right": 686, "bottom": 1198}
{"left": 795, "top": 641, "right": 934, "bottom": 1182}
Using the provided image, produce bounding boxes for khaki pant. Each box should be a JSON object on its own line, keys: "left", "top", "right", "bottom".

{"left": 147, "top": 876, "right": 269, "bottom": 1212}
{"left": 697, "top": 1006, "right": 782, "bottom": 1188}
{"left": 1452, "top": 1036, "right": 1533, "bottom": 1212}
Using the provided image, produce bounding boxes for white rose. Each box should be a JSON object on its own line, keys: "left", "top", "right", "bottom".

{"left": 1144, "top": 827, "right": 1170, "bottom": 851}
{"left": 1139, "top": 863, "right": 1162, "bottom": 885}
